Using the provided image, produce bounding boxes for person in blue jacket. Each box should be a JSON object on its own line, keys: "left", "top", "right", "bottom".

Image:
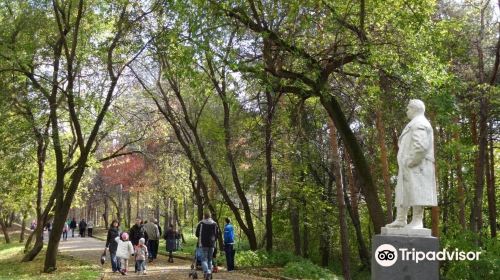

{"left": 223, "top": 217, "right": 235, "bottom": 271}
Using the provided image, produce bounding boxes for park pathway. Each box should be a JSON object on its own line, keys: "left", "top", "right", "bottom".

{"left": 46, "top": 231, "right": 277, "bottom": 280}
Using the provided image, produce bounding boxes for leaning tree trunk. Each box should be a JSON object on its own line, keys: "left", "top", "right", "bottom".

{"left": 320, "top": 95, "right": 385, "bottom": 233}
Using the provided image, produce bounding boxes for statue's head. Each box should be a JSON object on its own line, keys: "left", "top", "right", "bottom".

{"left": 406, "top": 99, "right": 425, "bottom": 120}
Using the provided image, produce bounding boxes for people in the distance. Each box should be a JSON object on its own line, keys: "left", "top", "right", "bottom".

{"left": 195, "top": 211, "right": 219, "bottom": 280}
{"left": 105, "top": 220, "right": 121, "bottom": 273}
{"left": 223, "top": 217, "right": 235, "bottom": 271}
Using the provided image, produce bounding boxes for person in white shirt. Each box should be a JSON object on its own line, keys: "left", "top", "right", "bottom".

{"left": 115, "top": 232, "right": 134, "bottom": 275}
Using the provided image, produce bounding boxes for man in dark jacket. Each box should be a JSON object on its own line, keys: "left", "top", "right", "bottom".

{"left": 195, "top": 211, "right": 218, "bottom": 280}
{"left": 129, "top": 218, "right": 148, "bottom": 246}
{"left": 129, "top": 218, "right": 148, "bottom": 272}
{"left": 79, "top": 219, "right": 87, "bottom": 237}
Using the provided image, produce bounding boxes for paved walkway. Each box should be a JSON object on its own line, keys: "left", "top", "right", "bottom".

{"left": 47, "top": 231, "right": 277, "bottom": 279}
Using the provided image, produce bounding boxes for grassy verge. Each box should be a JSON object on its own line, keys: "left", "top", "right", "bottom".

{"left": 0, "top": 236, "right": 101, "bottom": 280}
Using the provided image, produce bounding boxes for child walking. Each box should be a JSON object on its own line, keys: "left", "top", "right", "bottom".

{"left": 135, "top": 238, "right": 148, "bottom": 275}
{"left": 115, "top": 232, "right": 134, "bottom": 275}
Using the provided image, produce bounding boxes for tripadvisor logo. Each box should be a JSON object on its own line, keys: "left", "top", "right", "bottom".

{"left": 375, "top": 244, "right": 398, "bottom": 267}
{"left": 374, "top": 244, "right": 482, "bottom": 267}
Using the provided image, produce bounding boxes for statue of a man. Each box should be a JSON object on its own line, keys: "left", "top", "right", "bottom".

{"left": 386, "top": 99, "right": 437, "bottom": 229}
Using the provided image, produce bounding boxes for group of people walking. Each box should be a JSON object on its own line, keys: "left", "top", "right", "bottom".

{"left": 61, "top": 218, "right": 94, "bottom": 240}
{"left": 102, "top": 212, "right": 236, "bottom": 279}
{"left": 105, "top": 217, "right": 164, "bottom": 275}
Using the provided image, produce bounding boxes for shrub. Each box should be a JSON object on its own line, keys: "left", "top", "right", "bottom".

{"left": 283, "top": 261, "right": 341, "bottom": 280}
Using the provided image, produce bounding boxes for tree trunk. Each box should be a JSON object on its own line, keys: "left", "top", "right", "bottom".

{"left": 24, "top": 230, "right": 35, "bottom": 252}
{"left": 486, "top": 127, "right": 497, "bottom": 237}
{"left": 103, "top": 196, "right": 109, "bottom": 229}
{"left": 290, "top": 199, "right": 301, "bottom": 256}
{"left": 136, "top": 191, "right": 140, "bottom": 220}
{"left": 302, "top": 199, "right": 309, "bottom": 258}
{"left": 375, "top": 109, "right": 393, "bottom": 223}
{"left": 7, "top": 212, "right": 15, "bottom": 227}
{"left": 0, "top": 217, "right": 10, "bottom": 243}
{"left": 163, "top": 198, "right": 170, "bottom": 236}
{"left": 471, "top": 4, "right": 488, "bottom": 234}
{"left": 264, "top": 89, "right": 275, "bottom": 251}
{"left": 471, "top": 98, "right": 488, "bottom": 233}
{"left": 182, "top": 194, "right": 187, "bottom": 221}
{"left": 319, "top": 225, "right": 331, "bottom": 267}
{"left": 442, "top": 167, "right": 450, "bottom": 235}
{"left": 23, "top": 190, "right": 56, "bottom": 262}
{"left": 328, "top": 119, "right": 351, "bottom": 280}
{"left": 196, "top": 180, "right": 204, "bottom": 221}
{"left": 20, "top": 214, "right": 27, "bottom": 243}
{"left": 174, "top": 199, "right": 180, "bottom": 229}
{"left": 344, "top": 152, "right": 370, "bottom": 267}
{"left": 453, "top": 119, "right": 466, "bottom": 229}
{"left": 118, "top": 185, "right": 124, "bottom": 225}
{"left": 126, "top": 191, "right": 131, "bottom": 228}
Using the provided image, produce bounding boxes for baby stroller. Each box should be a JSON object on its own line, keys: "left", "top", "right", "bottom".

{"left": 188, "top": 247, "right": 203, "bottom": 279}
{"left": 189, "top": 247, "right": 216, "bottom": 279}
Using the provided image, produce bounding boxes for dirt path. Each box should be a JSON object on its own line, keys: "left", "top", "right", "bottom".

{"left": 46, "top": 231, "right": 277, "bottom": 279}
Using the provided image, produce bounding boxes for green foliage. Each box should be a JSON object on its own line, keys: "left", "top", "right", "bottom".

{"left": 234, "top": 250, "right": 341, "bottom": 279}
{"left": 283, "top": 261, "right": 341, "bottom": 280}
{"left": 235, "top": 250, "right": 302, "bottom": 267}
{"left": 440, "top": 230, "right": 500, "bottom": 280}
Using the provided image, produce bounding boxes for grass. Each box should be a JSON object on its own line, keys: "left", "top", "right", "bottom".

{"left": 0, "top": 229, "right": 101, "bottom": 280}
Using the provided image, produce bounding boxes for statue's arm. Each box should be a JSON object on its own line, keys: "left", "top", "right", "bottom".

{"left": 406, "top": 125, "right": 430, "bottom": 168}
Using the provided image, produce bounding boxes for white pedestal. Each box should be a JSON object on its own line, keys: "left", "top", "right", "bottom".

{"left": 381, "top": 227, "right": 432, "bottom": 237}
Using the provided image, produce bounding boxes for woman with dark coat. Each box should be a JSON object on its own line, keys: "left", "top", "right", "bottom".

{"left": 105, "top": 220, "right": 121, "bottom": 272}
{"left": 164, "top": 224, "right": 177, "bottom": 263}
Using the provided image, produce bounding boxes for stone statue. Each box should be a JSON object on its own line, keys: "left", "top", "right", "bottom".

{"left": 383, "top": 99, "right": 437, "bottom": 235}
